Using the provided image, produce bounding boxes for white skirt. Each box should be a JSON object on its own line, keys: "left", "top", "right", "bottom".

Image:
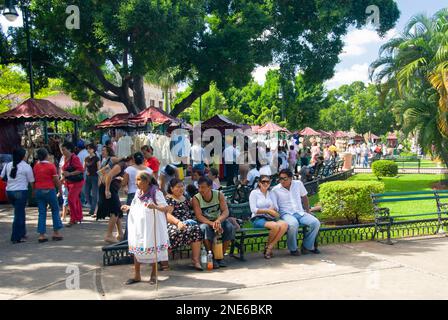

{"left": 127, "top": 196, "right": 170, "bottom": 264}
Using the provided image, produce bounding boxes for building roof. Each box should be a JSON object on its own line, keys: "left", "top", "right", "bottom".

{"left": 0, "top": 98, "right": 80, "bottom": 121}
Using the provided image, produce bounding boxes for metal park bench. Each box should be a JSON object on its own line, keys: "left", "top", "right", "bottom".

{"left": 228, "top": 202, "right": 308, "bottom": 261}
{"left": 370, "top": 190, "right": 448, "bottom": 245}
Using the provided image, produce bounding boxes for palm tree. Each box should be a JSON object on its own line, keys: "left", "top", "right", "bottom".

{"left": 145, "top": 67, "right": 181, "bottom": 113}
{"left": 370, "top": 8, "right": 448, "bottom": 135}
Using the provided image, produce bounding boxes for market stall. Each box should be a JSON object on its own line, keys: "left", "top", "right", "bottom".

{"left": 0, "top": 98, "right": 80, "bottom": 204}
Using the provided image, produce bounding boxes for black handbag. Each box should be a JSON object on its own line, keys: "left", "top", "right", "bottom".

{"left": 65, "top": 156, "right": 84, "bottom": 182}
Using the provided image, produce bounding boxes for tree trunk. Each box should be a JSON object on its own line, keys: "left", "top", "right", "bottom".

{"left": 132, "top": 75, "right": 147, "bottom": 113}
{"left": 170, "top": 85, "right": 209, "bottom": 117}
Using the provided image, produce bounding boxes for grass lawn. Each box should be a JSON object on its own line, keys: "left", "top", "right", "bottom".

{"left": 314, "top": 174, "right": 446, "bottom": 223}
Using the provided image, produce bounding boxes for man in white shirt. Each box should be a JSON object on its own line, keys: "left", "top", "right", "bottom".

{"left": 247, "top": 165, "right": 260, "bottom": 187}
{"left": 223, "top": 141, "right": 240, "bottom": 186}
{"left": 270, "top": 169, "right": 321, "bottom": 256}
{"left": 191, "top": 142, "right": 205, "bottom": 173}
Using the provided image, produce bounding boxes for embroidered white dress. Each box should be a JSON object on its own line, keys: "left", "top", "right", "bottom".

{"left": 128, "top": 190, "right": 170, "bottom": 264}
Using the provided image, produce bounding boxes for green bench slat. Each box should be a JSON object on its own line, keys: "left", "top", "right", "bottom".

{"left": 374, "top": 196, "right": 439, "bottom": 203}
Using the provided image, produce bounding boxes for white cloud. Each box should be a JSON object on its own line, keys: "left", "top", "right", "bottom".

{"left": 325, "top": 63, "right": 371, "bottom": 90}
{"left": 252, "top": 64, "right": 280, "bottom": 85}
{"left": 340, "top": 28, "right": 397, "bottom": 57}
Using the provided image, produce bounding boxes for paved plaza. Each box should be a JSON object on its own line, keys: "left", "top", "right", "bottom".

{"left": 1, "top": 205, "right": 448, "bottom": 300}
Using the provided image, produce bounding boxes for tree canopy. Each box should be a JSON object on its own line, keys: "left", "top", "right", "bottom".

{"left": 0, "top": 0, "right": 400, "bottom": 116}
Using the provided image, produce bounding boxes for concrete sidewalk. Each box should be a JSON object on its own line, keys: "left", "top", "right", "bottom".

{"left": 1, "top": 204, "right": 448, "bottom": 300}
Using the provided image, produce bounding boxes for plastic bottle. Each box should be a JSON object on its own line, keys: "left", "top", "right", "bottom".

{"left": 200, "top": 247, "right": 207, "bottom": 269}
{"left": 207, "top": 251, "right": 213, "bottom": 271}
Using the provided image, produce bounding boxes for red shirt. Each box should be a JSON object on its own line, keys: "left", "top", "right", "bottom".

{"left": 145, "top": 157, "right": 160, "bottom": 174}
{"left": 62, "top": 154, "right": 84, "bottom": 185}
{"left": 33, "top": 161, "right": 58, "bottom": 190}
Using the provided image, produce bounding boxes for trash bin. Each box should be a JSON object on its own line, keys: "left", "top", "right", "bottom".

{"left": 342, "top": 153, "right": 353, "bottom": 170}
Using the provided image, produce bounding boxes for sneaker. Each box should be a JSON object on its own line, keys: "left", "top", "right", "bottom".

{"left": 290, "top": 250, "right": 301, "bottom": 256}
{"left": 301, "top": 246, "right": 321, "bottom": 255}
{"left": 217, "top": 259, "right": 227, "bottom": 268}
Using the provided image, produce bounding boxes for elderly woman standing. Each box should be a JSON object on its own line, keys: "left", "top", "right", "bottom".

{"left": 166, "top": 179, "right": 204, "bottom": 271}
{"left": 121, "top": 172, "right": 172, "bottom": 285}
{"left": 61, "top": 142, "right": 85, "bottom": 227}
{"left": 1, "top": 148, "right": 34, "bottom": 244}
{"left": 33, "top": 148, "right": 64, "bottom": 243}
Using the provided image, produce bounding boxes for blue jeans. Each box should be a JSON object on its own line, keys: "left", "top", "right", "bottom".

{"left": 36, "top": 189, "right": 63, "bottom": 235}
{"left": 281, "top": 212, "right": 321, "bottom": 252}
{"left": 7, "top": 190, "right": 28, "bottom": 242}
{"left": 85, "top": 175, "right": 99, "bottom": 214}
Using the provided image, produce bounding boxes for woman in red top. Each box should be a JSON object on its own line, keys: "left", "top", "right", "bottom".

{"left": 33, "top": 148, "right": 64, "bottom": 243}
{"left": 61, "top": 142, "right": 85, "bottom": 227}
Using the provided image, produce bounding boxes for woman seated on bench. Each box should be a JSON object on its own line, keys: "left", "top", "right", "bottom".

{"left": 249, "top": 175, "right": 288, "bottom": 259}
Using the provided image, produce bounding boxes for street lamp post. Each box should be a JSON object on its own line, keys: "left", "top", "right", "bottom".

{"left": 278, "top": 89, "right": 284, "bottom": 121}
{"left": 1, "top": 0, "right": 34, "bottom": 98}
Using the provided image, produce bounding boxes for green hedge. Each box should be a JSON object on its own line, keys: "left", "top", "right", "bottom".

{"left": 372, "top": 160, "right": 398, "bottom": 178}
{"left": 319, "top": 181, "right": 385, "bottom": 224}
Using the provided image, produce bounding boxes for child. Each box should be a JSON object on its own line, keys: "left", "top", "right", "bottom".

{"left": 121, "top": 172, "right": 172, "bottom": 285}
{"left": 208, "top": 167, "right": 221, "bottom": 190}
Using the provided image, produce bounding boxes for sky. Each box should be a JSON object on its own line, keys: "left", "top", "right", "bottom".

{"left": 253, "top": 0, "right": 447, "bottom": 90}
{"left": 1, "top": 1, "right": 446, "bottom": 92}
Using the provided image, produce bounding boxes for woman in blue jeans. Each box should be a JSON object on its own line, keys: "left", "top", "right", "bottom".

{"left": 249, "top": 175, "right": 288, "bottom": 259}
{"left": 1, "top": 148, "right": 35, "bottom": 244}
{"left": 33, "top": 148, "right": 64, "bottom": 243}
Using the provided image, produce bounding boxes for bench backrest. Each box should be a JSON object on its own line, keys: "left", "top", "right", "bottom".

{"left": 228, "top": 202, "right": 252, "bottom": 221}
{"left": 371, "top": 190, "right": 448, "bottom": 204}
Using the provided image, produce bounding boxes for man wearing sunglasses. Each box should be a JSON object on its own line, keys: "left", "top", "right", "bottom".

{"left": 271, "top": 169, "right": 321, "bottom": 256}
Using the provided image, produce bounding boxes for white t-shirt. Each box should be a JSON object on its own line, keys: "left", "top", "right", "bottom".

{"left": 259, "top": 165, "right": 272, "bottom": 176}
{"left": 1, "top": 161, "right": 35, "bottom": 191}
{"left": 77, "top": 149, "right": 89, "bottom": 169}
{"left": 247, "top": 168, "right": 260, "bottom": 186}
{"left": 125, "top": 166, "right": 153, "bottom": 194}
{"left": 190, "top": 144, "right": 204, "bottom": 166}
{"left": 249, "top": 189, "right": 275, "bottom": 218}
{"left": 271, "top": 180, "right": 308, "bottom": 216}
{"left": 224, "top": 145, "right": 240, "bottom": 164}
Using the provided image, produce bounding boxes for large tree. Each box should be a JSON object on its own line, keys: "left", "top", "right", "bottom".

{"left": 1, "top": 0, "right": 400, "bottom": 116}
{"left": 318, "top": 82, "right": 395, "bottom": 135}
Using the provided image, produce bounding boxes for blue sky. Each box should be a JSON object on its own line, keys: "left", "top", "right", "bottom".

{"left": 253, "top": 0, "right": 447, "bottom": 90}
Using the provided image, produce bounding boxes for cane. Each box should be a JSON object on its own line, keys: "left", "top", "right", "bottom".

{"left": 153, "top": 208, "right": 159, "bottom": 291}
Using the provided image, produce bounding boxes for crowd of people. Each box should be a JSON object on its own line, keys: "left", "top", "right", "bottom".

{"left": 1, "top": 136, "right": 332, "bottom": 285}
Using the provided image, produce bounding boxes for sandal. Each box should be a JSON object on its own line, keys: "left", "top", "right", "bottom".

{"left": 38, "top": 238, "right": 49, "bottom": 243}
{"left": 264, "top": 245, "right": 273, "bottom": 259}
{"left": 125, "top": 278, "right": 141, "bottom": 285}
{"left": 149, "top": 277, "right": 157, "bottom": 285}
{"left": 159, "top": 262, "right": 170, "bottom": 271}
{"left": 52, "top": 236, "right": 64, "bottom": 241}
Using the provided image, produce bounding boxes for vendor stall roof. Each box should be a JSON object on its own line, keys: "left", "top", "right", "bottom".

{"left": 317, "top": 130, "right": 331, "bottom": 137}
{"left": 129, "top": 106, "right": 181, "bottom": 125}
{"left": 201, "top": 115, "right": 242, "bottom": 130}
{"left": 0, "top": 98, "right": 80, "bottom": 121}
{"left": 387, "top": 133, "right": 398, "bottom": 140}
{"left": 299, "top": 127, "right": 320, "bottom": 136}
{"left": 258, "top": 122, "right": 290, "bottom": 134}
{"left": 96, "top": 113, "right": 136, "bottom": 129}
{"left": 333, "top": 130, "right": 350, "bottom": 138}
